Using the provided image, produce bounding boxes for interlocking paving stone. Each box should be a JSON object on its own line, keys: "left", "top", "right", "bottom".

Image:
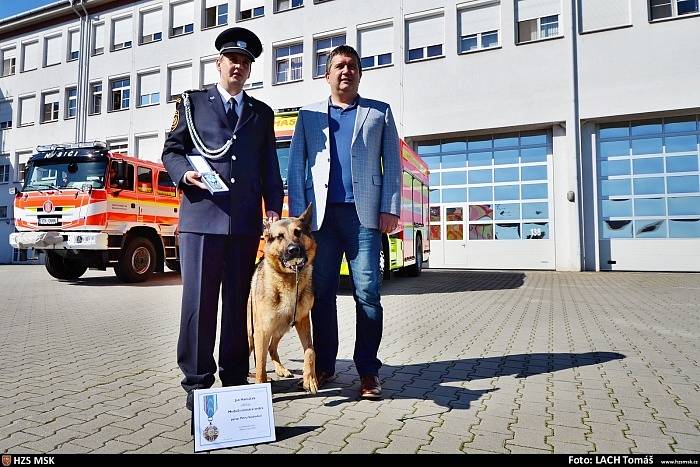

{"left": 1, "top": 266, "right": 699, "bottom": 454}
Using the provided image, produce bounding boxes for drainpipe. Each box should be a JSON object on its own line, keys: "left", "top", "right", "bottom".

{"left": 68, "top": 0, "right": 88, "bottom": 143}
{"left": 570, "top": 0, "right": 585, "bottom": 270}
{"left": 78, "top": 0, "right": 90, "bottom": 143}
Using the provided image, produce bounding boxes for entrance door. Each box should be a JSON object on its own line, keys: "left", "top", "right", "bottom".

{"left": 442, "top": 204, "right": 467, "bottom": 266}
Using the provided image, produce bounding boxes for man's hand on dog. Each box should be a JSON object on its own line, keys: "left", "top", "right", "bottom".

{"left": 266, "top": 211, "right": 280, "bottom": 223}
{"left": 379, "top": 213, "right": 399, "bottom": 234}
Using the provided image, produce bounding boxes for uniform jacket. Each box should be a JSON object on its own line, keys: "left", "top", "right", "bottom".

{"left": 287, "top": 97, "right": 401, "bottom": 231}
{"left": 162, "top": 86, "right": 283, "bottom": 236}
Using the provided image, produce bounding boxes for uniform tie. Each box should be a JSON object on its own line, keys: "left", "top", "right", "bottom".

{"left": 227, "top": 98, "right": 239, "bottom": 131}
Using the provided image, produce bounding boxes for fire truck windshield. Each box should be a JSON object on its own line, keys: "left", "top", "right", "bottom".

{"left": 23, "top": 160, "right": 108, "bottom": 191}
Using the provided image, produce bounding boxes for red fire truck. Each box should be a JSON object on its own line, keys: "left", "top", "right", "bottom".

{"left": 9, "top": 142, "right": 180, "bottom": 282}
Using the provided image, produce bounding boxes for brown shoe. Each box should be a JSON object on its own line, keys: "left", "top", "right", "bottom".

{"left": 360, "top": 375, "right": 382, "bottom": 399}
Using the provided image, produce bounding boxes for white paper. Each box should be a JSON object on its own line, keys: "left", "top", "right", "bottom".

{"left": 193, "top": 383, "right": 276, "bottom": 452}
{"left": 186, "top": 154, "right": 214, "bottom": 174}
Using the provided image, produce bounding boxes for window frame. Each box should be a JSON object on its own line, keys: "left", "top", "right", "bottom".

{"left": 239, "top": 5, "right": 264, "bottom": 20}
{"left": 313, "top": 33, "right": 346, "bottom": 78}
{"left": 111, "top": 16, "right": 134, "bottom": 52}
{"left": 274, "top": 42, "right": 304, "bottom": 85}
{"left": 89, "top": 82, "right": 103, "bottom": 115}
{"left": 275, "top": 0, "right": 304, "bottom": 13}
{"left": 65, "top": 87, "right": 77, "bottom": 119}
{"left": 138, "top": 71, "right": 161, "bottom": 107}
{"left": 357, "top": 22, "right": 394, "bottom": 71}
{"left": 649, "top": 0, "right": 699, "bottom": 20}
{"left": 203, "top": 1, "right": 228, "bottom": 29}
{"left": 139, "top": 8, "right": 163, "bottom": 45}
{"left": 41, "top": 91, "right": 60, "bottom": 123}
{"left": 517, "top": 14, "right": 561, "bottom": 44}
{"left": 110, "top": 77, "right": 131, "bottom": 112}
{"left": 2, "top": 47, "right": 17, "bottom": 77}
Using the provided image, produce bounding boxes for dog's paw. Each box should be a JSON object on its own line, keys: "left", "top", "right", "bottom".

{"left": 275, "top": 367, "right": 293, "bottom": 378}
{"left": 304, "top": 375, "right": 318, "bottom": 394}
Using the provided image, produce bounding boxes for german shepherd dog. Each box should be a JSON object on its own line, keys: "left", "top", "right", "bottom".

{"left": 247, "top": 204, "right": 319, "bottom": 394}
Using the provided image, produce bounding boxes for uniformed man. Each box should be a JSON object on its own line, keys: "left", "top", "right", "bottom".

{"left": 162, "top": 27, "right": 284, "bottom": 417}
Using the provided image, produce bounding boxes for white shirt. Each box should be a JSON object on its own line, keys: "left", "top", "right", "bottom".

{"left": 216, "top": 83, "right": 243, "bottom": 118}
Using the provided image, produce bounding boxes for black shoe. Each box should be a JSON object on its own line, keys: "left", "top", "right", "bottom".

{"left": 186, "top": 391, "right": 194, "bottom": 411}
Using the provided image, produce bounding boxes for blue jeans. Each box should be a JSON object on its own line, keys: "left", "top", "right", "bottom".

{"left": 312, "top": 204, "right": 383, "bottom": 377}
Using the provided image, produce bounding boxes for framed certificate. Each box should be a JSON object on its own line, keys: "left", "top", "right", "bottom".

{"left": 193, "top": 383, "right": 276, "bottom": 452}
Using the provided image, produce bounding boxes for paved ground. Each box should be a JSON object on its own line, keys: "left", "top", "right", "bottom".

{"left": 0, "top": 265, "right": 698, "bottom": 454}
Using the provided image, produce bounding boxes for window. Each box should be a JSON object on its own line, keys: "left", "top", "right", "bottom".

{"left": 92, "top": 22, "right": 105, "bottom": 55}
{"left": 200, "top": 58, "right": 219, "bottom": 87}
{"left": 243, "top": 52, "right": 264, "bottom": 89}
{"left": 0, "top": 206, "right": 7, "bottom": 218}
{"left": 112, "top": 16, "right": 133, "bottom": 51}
{"left": 44, "top": 35, "right": 61, "bottom": 67}
{"left": 139, "top": 72, "right": 160, "bottom": 106}
{"left": 2, "top": 47, "right": 16, "bottom": 76}
{"left": 0, "top": 164, "right": 10, "bottom": 183}
{"left": 358, "top": 23, "right": 393, "bottom": 70}
{"left": 650, "top": 0, "right": 699, "bottom": 20}
{"left": 168, "top": 64, "right": 192, "bottom": 101}
{"left": 203, "top": 0, "right": 228, "bottom": 28}
{"left": 275, "top": 43, "right": 303, "bottom": 83}
{"left": 581, "top": 0, "right": 631, "bottom": 32}
{"left": 137, "top": 167, "right": 154, "bottom": 193}
{"left": 135, "top": 134, "right": 161, "bottom": 159}
{"left": 68, "top": 29, "right": 80, "bottom": 60}
{"left": 598, "top": 116, "right": 700, "bottom": 239}
{"left": 313, "top": 33, "right": 345, "bottom": 77}
{"left": 276, "top": 0, "right": 303, "bottom": 12}
{"left": 108, "top": 159, "right": 134, "bottom": 189}
{"left": 41, "top": 91, "right": 59, "bottom": 123}
{"left": 89, "top": 82, "right": 102, "bottom": 115}
{"left": 516, "top": 0, "right": 561, "bottom": 43}
{"left": 18, "top": 163, "right": 26, "bottom": 183}
{"left": 21, "top": 41, "right": 38, "bottom": 72}
{"left": 157, "top": 171, "right": 177, "bottom": 197}
{"left": 140, "top": 8, "right": 162, "bottom": 44}
{"left": 19, "top": 95, "right": 35, "bottom": 126}
{"left": 0, "top": 101, "right": 12, "bottom": 129}
{"left": 406, "top": 13, "right": 444, "bottom": 62}
{"left": 419, "top": 131, "right": 552, "bottom": 241}
{"left": 108, "top": 140, "right": 129, "bottom": 155}
{"left": 458, "top": 1, "right": 500, "bottom": 53}
{"left": 66, "top": 88, "right": 77, "bottom": 118}
{"left": 239, "top": 0, "right": 264, "bottom": 20}
{"left": 110, "top": 78, "right": 130, "bottom": 111}
{"left": 171, "top": 1, "right": 194, "bottom": 37}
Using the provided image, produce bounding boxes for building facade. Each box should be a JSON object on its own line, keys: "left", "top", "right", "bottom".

{"left": 0, "top": 0, "right": 699, "bottom": 270}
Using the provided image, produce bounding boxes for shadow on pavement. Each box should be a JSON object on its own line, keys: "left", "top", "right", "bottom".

{"left": 63, "top": 271, "right": 182, "bottom": 287}
{"left": 339, "top": 269, "right": 526, "bottom": 295}
{"left": 275, "top": 425, "right": 321, "bottom": 441}
{"left": 272, "top": 351, "right": 625, "bottom": 412}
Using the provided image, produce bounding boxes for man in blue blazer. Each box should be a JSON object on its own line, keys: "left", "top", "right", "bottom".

{"left": 287, "top": 45, "right": 401, "bottom": 399}
{"left": 162, "top": 27, "right": 283, "bottom": 413}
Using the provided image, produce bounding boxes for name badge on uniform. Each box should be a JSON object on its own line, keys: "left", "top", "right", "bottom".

{"left": 186, "top": 154, "right": 229, "bottom": 195}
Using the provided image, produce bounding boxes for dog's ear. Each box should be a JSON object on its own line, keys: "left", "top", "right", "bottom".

{"left": 299, "top": 203, "right": 313, "bottom": 231}
{"left": 262, "top": 218, "right": 272, "bottom": 241}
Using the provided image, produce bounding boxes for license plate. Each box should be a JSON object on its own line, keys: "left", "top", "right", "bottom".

{"left": 39, "top": 217, "right": 59, "bottom": 225}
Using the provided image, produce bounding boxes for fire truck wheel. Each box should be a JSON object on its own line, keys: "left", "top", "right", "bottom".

{"left": 165, "top": 260, "right": 181, "bottom": 272}
{"left": 115, "top": 237, "right": 156, "bottom": 283}
{"left": 44, "top": 252, "right": 88, "bottom": 281}
{"left": 406, "top": 237, "right": 423, "bottom": 277}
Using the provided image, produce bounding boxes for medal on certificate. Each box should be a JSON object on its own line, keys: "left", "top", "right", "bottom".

{"left": 202, "top": 394, "right": 219, "bottom": 441}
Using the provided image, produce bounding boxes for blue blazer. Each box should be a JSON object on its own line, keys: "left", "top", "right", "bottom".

{"left": 162, "top": 86, "right": 283, "bottom": 236}
{"left": 287, "top": 97, "right": 401, "bottom": 231}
